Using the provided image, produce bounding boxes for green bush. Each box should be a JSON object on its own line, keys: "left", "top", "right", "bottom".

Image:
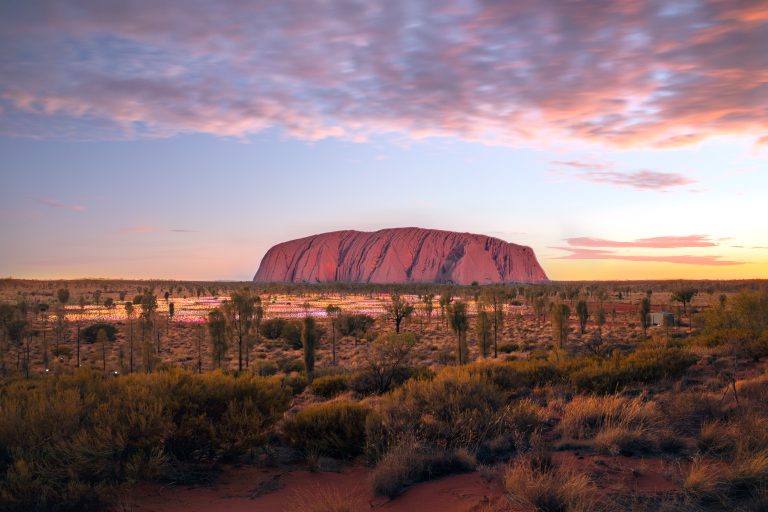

{"left": 498, "top": 342, "right": 519, "bottom": 353}
{"left": 0, "top": 369, "right": 291, "bottom": 512}
{"left": 336, "top": 314, "right": 375, "bottom": 338}
{"left": 81, "top": 323, "right": 118, "bottom": 343}
{"left": 366, "top": 367, "right": 541, "bottom": 463}
{"left": 466, "top": 359, "right": 561, "bottom": 392}
{"left": 283, "top": 400, "right": 370, "bottom": 458}
{"left": 568, "top": 348, "right": 696, "bottom": 393}
{"left": 310, "top": 374, "right": 349, "bottom": 398}
{"left": 259, "top": 318, "right": 287, "bottom": 340}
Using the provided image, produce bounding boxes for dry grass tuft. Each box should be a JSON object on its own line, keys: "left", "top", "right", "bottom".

{"left": 284, "top": 485, "right": 356, "bottom": 512}
{"left": 505, "top": 456, "right": 597, "bottom": 512}
{"left": 559, "top": 394, "right": 659, "bottom": 440}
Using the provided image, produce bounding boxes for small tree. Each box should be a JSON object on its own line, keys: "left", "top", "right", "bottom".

{"left": 550, "top": 303, "right": 570, "bottom": 348}
{"left": 139, "top": 291, "right": 158, "bottom": 353}
{"left": 57, "top": 288, "right": 70, "bottom": 306}
{"left": 124, "top": 301, "right": 135, "bottom": 373}
{"left": 385, "top": 293, "right": 414, "bottom": 334}
{"left": 167, "top": 302, "right": 175, "bottom": 332}
{"left": 0, "top": 303, "right": 14, "bottom": 374}
{"left": 439, "top": 290, "right": 453, "bottom": 325}
{"left": 326, "top": 304, "right": 341, "bottom": 365}
{"left": 7, "top": 319, "right": 27, "bottom": 375}
{"left": 208, "top": 308, "right": 227, "bottom": 369}
{"left": 301, "top": 316, "right": 320, "bottom": 382}
{"left": 226, "top": 290, "right": 256, "bottom": 371}
{"left": 422, "top": 294, "right": 434, "bottom": 325}
{"left": 596, "top": 306, "right": 606, "bottom": 333}
{"left": 671, "top": 288, "right": 697, "bottom": 315}
{"left": 253, "top": 296, "right": 264, "bottom": 366}
{"left": 447, "top": 301, "right": 469, "bottom": 364}
{"left": 639, "top": 297, "right": 651, "bottom": 337}
{"left": 576, "top": 300, "right": 589, "bottom": 334}
{"left": 97, "top": 327, "right": 108, "bottom": 372}
{"left": 365, "top": 332, "right": 417, "bottom": 393}
{"left": 476, "top": 308, "right": 492, "bottom": 358}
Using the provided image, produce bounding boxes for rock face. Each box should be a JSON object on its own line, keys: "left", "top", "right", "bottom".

{"left": 253, "top": 228, "right": 548, "bottom": 285}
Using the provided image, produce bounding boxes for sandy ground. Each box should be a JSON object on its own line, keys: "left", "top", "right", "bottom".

{"left": 124, "top": 465, "right": 507, "bottom": 512}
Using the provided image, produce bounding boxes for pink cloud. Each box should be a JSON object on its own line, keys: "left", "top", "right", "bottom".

{"left": 550, "top": 247, "right": 743, "bottom": 266}
{"left": 565, "top": 235, "right": 717, "bottom": 249}
{"left": 551, "top": 160, "right": 695, "bottom": 191}
{"left": 578, "top": 169, "right": 695, "bottom": 191}
{"left": 0, "top": 1, "right": 765, "bottom": 146}
{"left": 36, "top": 197, "right": 85, "bottom": 212}
{"left": 118, "top": 224, "right": 158, "bottom": 235}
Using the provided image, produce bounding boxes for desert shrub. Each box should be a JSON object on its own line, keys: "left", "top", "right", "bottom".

{"left": 698, "top": 413, "right": 768, "bottom": 460}
{"left": 505, "top": 456, "right": 596, "bottom": 512}
{"left": 81, "top": 323, "right": 118, "bottom": 343}
{"left": 567, "top": 348, "right": 696, "bottom": 393}
{"left": 277, "top": 357, "right": 305, "bottom": 373}
{"left": 336, "top": 314, "right": 375, "bottom": 338}
{"left": 660, "top": 391, "right": 730, "bottom": 435}
{"left": 593, "top": 425, "right": 657, "bottom": 456}
{"left": 281, "top": 320, "right": 303, "bottom": 348}
{"left": 252, "top": 360, "right": 278, "bottom": 377}
{"left": 498, "top": 342, "right": 519, "bottom": 353}
{"left": 279, "top": 371, "right": 307, "bottom": 395}
{"left": 559, "top": 395, "right": 659, "bottom": 440}
{"left": 467, "top": 359, "right": 561, "bottom": 392}
{"left": 283, "top": 400, "right": 370, "bottom": 458}
{"left": 0, "top": 368, "right": 291, "bottom": 512}
{"left": 259, "top": 318, "right": 287, "bottom": 340}
{"left": 370, "top": 441, "right": 475, "bottom": 498}
{"left": 366, "top": 367, "right": 542, "bottom": 464}
{"left": 310, "top": 374, "right": 349, "bottom": 398}
{"left": 155, "top": 370, "right": 291, "bottom": 460}
{"left": 684, "top": 452, "right": 768, "bottom": 506}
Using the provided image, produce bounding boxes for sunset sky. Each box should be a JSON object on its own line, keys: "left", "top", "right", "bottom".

{"left": 1, "top": 1, "right": 766, "bottom": 281}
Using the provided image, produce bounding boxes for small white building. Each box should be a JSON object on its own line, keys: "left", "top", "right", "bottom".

{"left": 649, "top": 311, "right": 675, "bottom": 327}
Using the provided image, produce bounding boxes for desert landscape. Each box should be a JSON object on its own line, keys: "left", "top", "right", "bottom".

{"left": 2, "top": 274, "right": 768, "bottom": 511}
{"left": 2, "top": 1, "right": 766, "bottom": 511}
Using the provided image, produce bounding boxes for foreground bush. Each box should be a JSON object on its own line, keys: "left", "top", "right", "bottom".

{"left": 505, "top": 456, "right": 596, "bottom": 512}
{"left": 310, "top": 373, "right": 349, "bottom": 398}
{"left": 559, "top": 394, "right": 659, "bottom": 443}
{"left": 370, "top": 441, "right": 475, "bottom": 498}
{"left": 0, "top": 369, "right": 292, "bottom": 512}
{"left": 568, "top": 347, "right": 696, "bottom": 393}
{"left": 366, "top": 367, "right": 542, "bottom": 464}
{"left": 684, "top": 452, "right": 768, "bottom": 507}
{"left": 283, "top": 400, "right": 370, "bottom": 458}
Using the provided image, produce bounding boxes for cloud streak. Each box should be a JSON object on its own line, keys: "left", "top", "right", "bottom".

{"left": 0, "top": 0, "right": 765, "bottom": 146}
{"left": 550, "top": 247, "right": 743, "bottom": 266}
{"left": 551, "top": 160, "right": 695, "bottom": 191}
{"left": 566, "top": 235, "right": 717, "bottom": 248}
{"left": 36, "top": 197, "right": 85, "bottom": 212}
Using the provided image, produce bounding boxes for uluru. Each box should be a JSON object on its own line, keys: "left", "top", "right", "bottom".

{"left": 253, "top": 227, "right": 548, "bottom": 285}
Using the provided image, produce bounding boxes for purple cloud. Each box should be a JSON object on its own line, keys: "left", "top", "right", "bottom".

{"left": 36, "top": 197, "right": 85, "bottom": 212}
{"left": 551, "top": 160, "right": 695, "bottom": 190}
{"left": 550, "top": 247, "right": 743, "bottom": 266}
{"left": 566, "top": 235, "right": 717, "bottom": 248}
{"left": 0, "top": 0, "right": 765, "bottom": 146}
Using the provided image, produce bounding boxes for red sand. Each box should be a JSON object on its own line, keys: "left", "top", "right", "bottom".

{"left": 126, "top": 465, "right": 505, "bottom": 512}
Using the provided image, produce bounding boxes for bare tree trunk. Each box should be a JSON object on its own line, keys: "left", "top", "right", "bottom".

{"left": 129, "top": 319, "right": 134, "bottom": 374}
{"left": 197, "top": 324, "right": 203, "bottom": 374}
{"left": 76, "top": 323, "right": 81, "bottom": 368}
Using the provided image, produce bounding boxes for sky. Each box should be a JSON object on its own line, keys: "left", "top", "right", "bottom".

{"left": 0, "top": 0, "right": 766, "bottom": 281}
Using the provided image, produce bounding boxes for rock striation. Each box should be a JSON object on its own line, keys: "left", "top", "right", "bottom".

{"left": 253, "top": 227, "right": 548, "bottom": 285}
